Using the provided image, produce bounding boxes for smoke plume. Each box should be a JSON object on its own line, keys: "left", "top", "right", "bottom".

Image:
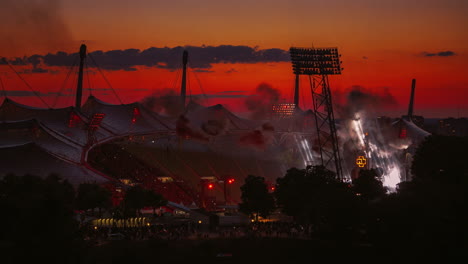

{"left": 239, "top": 122, "right": 275, "bottom": 150}
{"left": 335, "top": 86, "right": 398, "bottom": 120}
{"left": 245, "top": 82, "right": 281, "bottom": 120}
{"left": 176, "top": 115, "right": 209, "bottom": 142}
{"left": 1, "top": 0, "right": 74, "bottom": 56}
{"left": 140, "top": 89, "right": 184, "bottom": 117}
{"left": 201, "top": 119, "right": 228, "bottom": 136}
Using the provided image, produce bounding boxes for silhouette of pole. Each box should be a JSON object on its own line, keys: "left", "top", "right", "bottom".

{"left": 76, "top": 44, "right": 86, "bottom": 111}
{"left": 181, "top": 50, "right": 188, "bottom": 109}
{"left": 407, "top": 79, "right": 416, "bottom": 121}
{"left": 289, "top": 47, "right": 343, "bottom": 179}
{"left": 294, "top": 74, "right": 300, "bottom": 109}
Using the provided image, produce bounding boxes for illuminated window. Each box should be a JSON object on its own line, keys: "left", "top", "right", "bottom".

{"left": 271, "top": 103, "right": 296, "bottom": 118}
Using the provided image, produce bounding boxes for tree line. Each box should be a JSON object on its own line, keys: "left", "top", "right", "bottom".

{"left": 238, "top": 135, "right": 467, "bottom": 256}
{"left": 0, "top": 173, "right": 167, "bottom": 262}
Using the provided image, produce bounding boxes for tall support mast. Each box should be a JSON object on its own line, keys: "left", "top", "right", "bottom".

{"left": 181, "top": 50, "right": 188, "bottom": 109}
{"left": 290, "top": 47, "right": 344, "bottom": 180}
{"left": 294, "top": 74, "right": 300, "bottom": 110}
{"left": 75, "top": 44, "right": 86, "bottom": 111}
{"left": 407, "top": 78, "right": 416, "bottom": 121}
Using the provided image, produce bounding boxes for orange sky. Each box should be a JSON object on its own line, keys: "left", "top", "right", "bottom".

{"left": 1, "top": 0, "right": 467, "bottom": 118}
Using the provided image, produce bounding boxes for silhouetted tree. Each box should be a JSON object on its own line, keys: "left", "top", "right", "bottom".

{"left": 239, "top": 175, "right": 275, "bottom": 221}
{"left": 372, "top": 135, "right": 468, "bottom": 259}
{"left": 122, "top": 185, "right": 147, "bottom": 217}
{"left": 352, "top": 168, "right": 387, "bottom": 201}
{"left": 0, "top": 174, "right": 82, "bottom": 263}
{"left": 120, "top": 185, "right": 166, "bottom": 217}
{"left": 75, "top": 182, "right": 112, "bottom": 217}
{"left": 275, "top": 166, "right": 359, "bottom": 239}
{"left": 411, "top": 135, "right": 468, "bottom": 184}
{"left": 274, "top": 167, "right": 310, "bottom": 222}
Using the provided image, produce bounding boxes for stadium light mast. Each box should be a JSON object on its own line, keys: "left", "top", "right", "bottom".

{"left": 76, "top": 44, "right": 86, "bottom": 111}
{"left": 289, "top": 47, "right": 344, "bottom": 180}
{"left": 294, "top": 73, "right": 300, "bottom": 109}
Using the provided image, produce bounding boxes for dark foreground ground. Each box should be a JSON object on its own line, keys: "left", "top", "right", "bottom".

{"left": 79, "top": 237, "right": 461, "bottom": 264}
{"left": 3, "top": 236, "right": 464, "bottom": 264}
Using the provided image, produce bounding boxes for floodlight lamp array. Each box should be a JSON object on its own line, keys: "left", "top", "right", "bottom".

{"left": 289, "top": 47, "right": 342, "bottom": 75}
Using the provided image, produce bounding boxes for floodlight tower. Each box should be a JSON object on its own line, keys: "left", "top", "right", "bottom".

{"left": 289, "top": 47, "right": 344, "bottom": 180}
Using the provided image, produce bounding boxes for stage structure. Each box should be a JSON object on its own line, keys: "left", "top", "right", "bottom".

{"left": 289, "top": 47, "right": 344, "bottom": 179}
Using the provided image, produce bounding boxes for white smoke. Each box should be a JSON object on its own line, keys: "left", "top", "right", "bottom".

{"left": 336, "top": 87, "right": 404, "bottom": 190}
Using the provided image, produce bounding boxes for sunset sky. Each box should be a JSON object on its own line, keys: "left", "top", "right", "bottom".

{"left": 1, "top": 0, "right": 467, "bottom": 118}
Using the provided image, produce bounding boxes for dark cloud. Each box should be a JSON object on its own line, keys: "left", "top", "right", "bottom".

{"left": 31, "top": 67, "right": 48, "bottom": 73}
{"left": 225, "top": 68, "right": 238, "bottom": 73}
{"left": 421, "top": 51, "right": 456, "bottom": 57}
{"left": 1, "top": 90, "right": 70, "bottom": 97}
{"left": 218, "top": 90, "right": 246, "bottom": 94}
{"left": 84, "top": 88, "right": 113, "bottom": 91}
{"left": 190, "top": 93, "right": 250, "bottom": 99}
{"left": 3, "top": 45, "right": 291, "bottom": 71}
{"left": 49, "top": 69, "right": 60, "bottom": 75}
{"left": 192, "top": 69, "right": 215, "bottom": 73}
{"left": 0, "top": 57, "right": 28, "bottom": 65}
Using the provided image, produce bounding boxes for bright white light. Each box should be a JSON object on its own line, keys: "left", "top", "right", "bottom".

{"left": 343, "top": 110, "right": 404, "bottom": 191}
{"left": 351, "top": 118, "right": 365, "bottom": 148}
{"left": 302, "top": 139, "right": 314, "bottom": 164}
{"left": 382, "top": 165, "right": 400, "bottom": 191}
{"left": 294, "top": 135, "right": 310, "bottom": 168}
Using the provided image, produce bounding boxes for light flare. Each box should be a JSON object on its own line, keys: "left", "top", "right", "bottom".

{"left": 341, "top": 110, "right": 404, "bottom": 191}
{"left": 382, "top": 164, "right": 401, "bottom": 191}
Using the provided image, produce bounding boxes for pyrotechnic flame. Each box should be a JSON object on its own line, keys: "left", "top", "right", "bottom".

{"left": 382, "top": 164, "right": 400, "bottom": 191}
{"left": 340, "top": 110, "right": 404, "bottom": 192}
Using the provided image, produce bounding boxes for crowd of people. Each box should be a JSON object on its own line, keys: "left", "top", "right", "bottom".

{"left": 83, "top": 220, "right": 313, "bottom": 244}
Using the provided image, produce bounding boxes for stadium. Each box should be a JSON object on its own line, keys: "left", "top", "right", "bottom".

{"left": 0, "top": 45, "right": 430, "bottom": 211}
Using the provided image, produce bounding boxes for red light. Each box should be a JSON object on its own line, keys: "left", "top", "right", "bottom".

{"left": 89, "top": 113, "right": 105, "bottom": 129}
{"left": 270, "top": 186, "right": 275, "bottom": 191}
{"left": 399, "top": 127, "right": 407, "bottom": 138}
{"left": 227, "top": 179, "right": 235, "bottom": 184}
{"left": 207, "top": 183, "right": 214, "bottom": 189}
{"left": 132, "top": 107, "right": 140, "bottom": 124}
{"left": 68, "top": 112, "right": 81, "bottom": 128}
